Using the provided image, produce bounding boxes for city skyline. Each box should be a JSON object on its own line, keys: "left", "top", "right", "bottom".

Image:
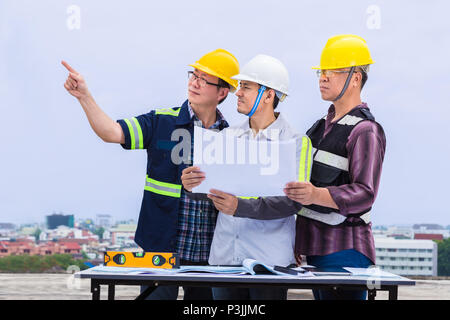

{"left": 2, "top": 213, "right": 449, "bottom": 230}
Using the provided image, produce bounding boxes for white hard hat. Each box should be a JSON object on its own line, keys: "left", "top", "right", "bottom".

{"left": 232, "top": 54, "right": 289, "bottom": 101}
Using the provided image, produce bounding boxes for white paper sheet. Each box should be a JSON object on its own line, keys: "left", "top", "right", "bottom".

{"left": 344, "top": 267, "right": 404, "bottom": 279}
{"left": 192, "top": 126, "right": 297, "bottom": 197}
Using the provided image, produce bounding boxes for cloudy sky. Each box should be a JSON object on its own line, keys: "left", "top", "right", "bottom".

{"left": 1, "top": 0, "right": 449, "bottom": 226}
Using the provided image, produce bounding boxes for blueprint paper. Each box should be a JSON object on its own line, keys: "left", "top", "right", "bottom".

{"left": 192, "top": 126, "right": 297, "bottom": 197}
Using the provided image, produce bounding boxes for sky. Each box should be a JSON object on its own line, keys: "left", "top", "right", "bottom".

{"left": 0, "top": 0, "right": 449, "bottom": 226}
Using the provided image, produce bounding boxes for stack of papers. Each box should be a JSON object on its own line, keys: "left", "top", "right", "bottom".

{"left": 90, "top": 259, "right": 314, "bottom": 277}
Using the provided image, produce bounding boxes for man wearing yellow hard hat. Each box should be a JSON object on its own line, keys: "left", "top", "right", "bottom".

{"left": 62, "top": 49, "right": 239, "bottom": 299}
{"left": 283, "top": 34, "right": 387, "bottom": 300}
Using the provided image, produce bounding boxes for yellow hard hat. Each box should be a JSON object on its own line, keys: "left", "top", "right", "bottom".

{"left": 312, "top": 34, "right": 374, "bottom": 70}
{"left": 189, "top": 49, "right": 240, "bottom": 92}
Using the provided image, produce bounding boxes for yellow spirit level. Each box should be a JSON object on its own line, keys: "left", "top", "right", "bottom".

{"left": 104, "top": 251, "right": 179, "bottom": 269}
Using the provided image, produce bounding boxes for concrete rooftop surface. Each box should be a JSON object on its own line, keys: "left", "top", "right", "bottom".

{"left": 0, "top": 274, "right": 449, "bottom": 300}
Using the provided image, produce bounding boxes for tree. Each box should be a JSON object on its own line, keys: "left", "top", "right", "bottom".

{"left": 33, "top": 228, "right": 42, "bottom": 242}
{"left": 93, "top": 227, "right": 105, "bottom": 241}
{"left": 437, "top": 238, "right": 450, "bottom": 276}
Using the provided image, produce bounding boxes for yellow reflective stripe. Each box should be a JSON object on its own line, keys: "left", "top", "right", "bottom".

{"left": 123, "top": 119, "right": 136, "bottom": 150}
{"left": 144, "top": 185, "right": 181, "bottom": 198}
{"left": 237, "top": 196, "right": 259, "bottom": 200}
{"left": 298, "top": 136, "right": 312, "bottom": 182}
{"left": 132, "top": 117, "right": 144, "bottom": 149}
{"left": 298, "top": 137, "right": 307, "bottom": 182}
{"left": 145, "top": 176, "right": 182, "bottom": 198}
{"left": 306, "top": 138, "right": 312, "bottom": 181}
{"left": 147, "top": 177, "right": 182, "bottom": 190}
{"left": 155, "top": 108, "right": 181, "bottom": 116}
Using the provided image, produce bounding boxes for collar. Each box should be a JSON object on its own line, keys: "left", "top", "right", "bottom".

{"left": 235, "top": 112, "right": 286, "bottom": 140}
{"left": 175, "top": 100, "right": 193, "bottom": 125}
{"left": 187, "top": 102, "right": 228, "bottom": 129}
{"left": 327, "top": 102, "right": 369, "bottom": 123}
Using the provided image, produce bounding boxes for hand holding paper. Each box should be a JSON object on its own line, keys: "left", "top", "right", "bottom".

{"left": 181, "top": 166, "right": 205, "bottom": 192}
{"left": 207, "top": 189, "right": 238, "bottom": 215}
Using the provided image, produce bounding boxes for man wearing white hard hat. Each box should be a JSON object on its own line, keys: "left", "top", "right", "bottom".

{"left": 181, "top": 54, "right": 312, "bottom": 300}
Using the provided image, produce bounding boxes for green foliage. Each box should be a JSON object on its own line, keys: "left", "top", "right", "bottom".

{"left": 93, "top": 227, "right": 105, "bottom": 241}
{"left": 0, "top": 254, "right": 88, "bottom": 273}
{"left": 437, "top": 238, "right": 450, "bottom": 276}
{"left": 33, "top": 228, "right": 42, "bottom": 242}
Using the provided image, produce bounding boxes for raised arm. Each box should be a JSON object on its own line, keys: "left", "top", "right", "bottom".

{"left": 62, "top": 60, "right": 124, "bottom": 144}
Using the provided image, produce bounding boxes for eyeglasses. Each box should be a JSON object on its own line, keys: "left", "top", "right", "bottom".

{"left": 316, "top": 69, "right": 357, "bottom": 78}
{"left": 188, "top": 71, "right": 223, "bottom": 88}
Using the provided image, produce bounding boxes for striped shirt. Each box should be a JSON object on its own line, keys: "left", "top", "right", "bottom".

{"left": 175, "top": 104, "right": 228, "bottom": 262}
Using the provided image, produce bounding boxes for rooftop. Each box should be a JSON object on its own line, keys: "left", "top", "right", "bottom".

{"left": 0, "top": 274, "right": 448, "bottom": 300}
{"left": 374, "top": 238, "right": 437, "bottom": 249}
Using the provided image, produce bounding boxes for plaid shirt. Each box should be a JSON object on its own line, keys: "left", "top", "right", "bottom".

{"left": 175, "top": 105, "right": 228, "bottom": 262}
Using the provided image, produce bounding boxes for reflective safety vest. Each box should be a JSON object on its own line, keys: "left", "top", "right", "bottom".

{"left": 117, "top": 100, "right": 228, "bottom": 252}
{"left": 297, "top": 107, "right": 378, "bottom": 226}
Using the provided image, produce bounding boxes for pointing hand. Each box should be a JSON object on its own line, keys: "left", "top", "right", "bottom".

{"left": 62, "top": 60, "right": 90, "bottom": 99}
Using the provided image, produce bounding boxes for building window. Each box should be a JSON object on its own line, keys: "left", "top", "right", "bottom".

{"left": 387, "top": 248, "right": 396, "bottom": 252}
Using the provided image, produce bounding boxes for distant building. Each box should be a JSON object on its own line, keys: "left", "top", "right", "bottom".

{"left": 413, "top": 224, "right": 449, "bottom": 239}
{"left": 0, "top": 223, "right": 16, "bottom": 238}
{"left": 0, "top": 240, "right": 81, "bottom": 257}
{"left": 46, "top": 214, "right": 74, "bottom": 229}
{"left": 95, "top": 214, "right": 113, "bottom": 228}
{"left": 19, "top": 226, "right": 38, "bottom": 237}
{"left": 109, "top": 224, "right": 137, "bottom": 247}
{"left": 0, "top": 223, "right": 15, "bottom": 232}
{"left": 375, "top": 237, "right": 438, "bottom": 276}
{"left": 41, "top": 225, "right": 99, "bottom": 243}
{"left": 414, "top": 233, "right": 444, "bottom": 241}
{"left": 373, "top": 225, "right": 414, "bottom": 239}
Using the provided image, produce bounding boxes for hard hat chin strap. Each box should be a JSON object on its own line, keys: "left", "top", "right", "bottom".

{"left": 247, "top": 85, "right": 266, "bottom": 118}
{"left": 333, "top": 66, "right": 355, "bottom": 102}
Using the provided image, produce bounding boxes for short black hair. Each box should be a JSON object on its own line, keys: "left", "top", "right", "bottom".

{"left": 217, "top": 78, "right": 230, "bottom": 105}
{"left": 272, "top": 93, "right": 280, "bottom": 110}
{"left": 357, "top": 66, "right": 369, "bottom": 90}
{"left": 260, "top": 86, "right": 279, "bottom": 110}
{"left": 361, "top": 70, "right": 368, "bottom": 90}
